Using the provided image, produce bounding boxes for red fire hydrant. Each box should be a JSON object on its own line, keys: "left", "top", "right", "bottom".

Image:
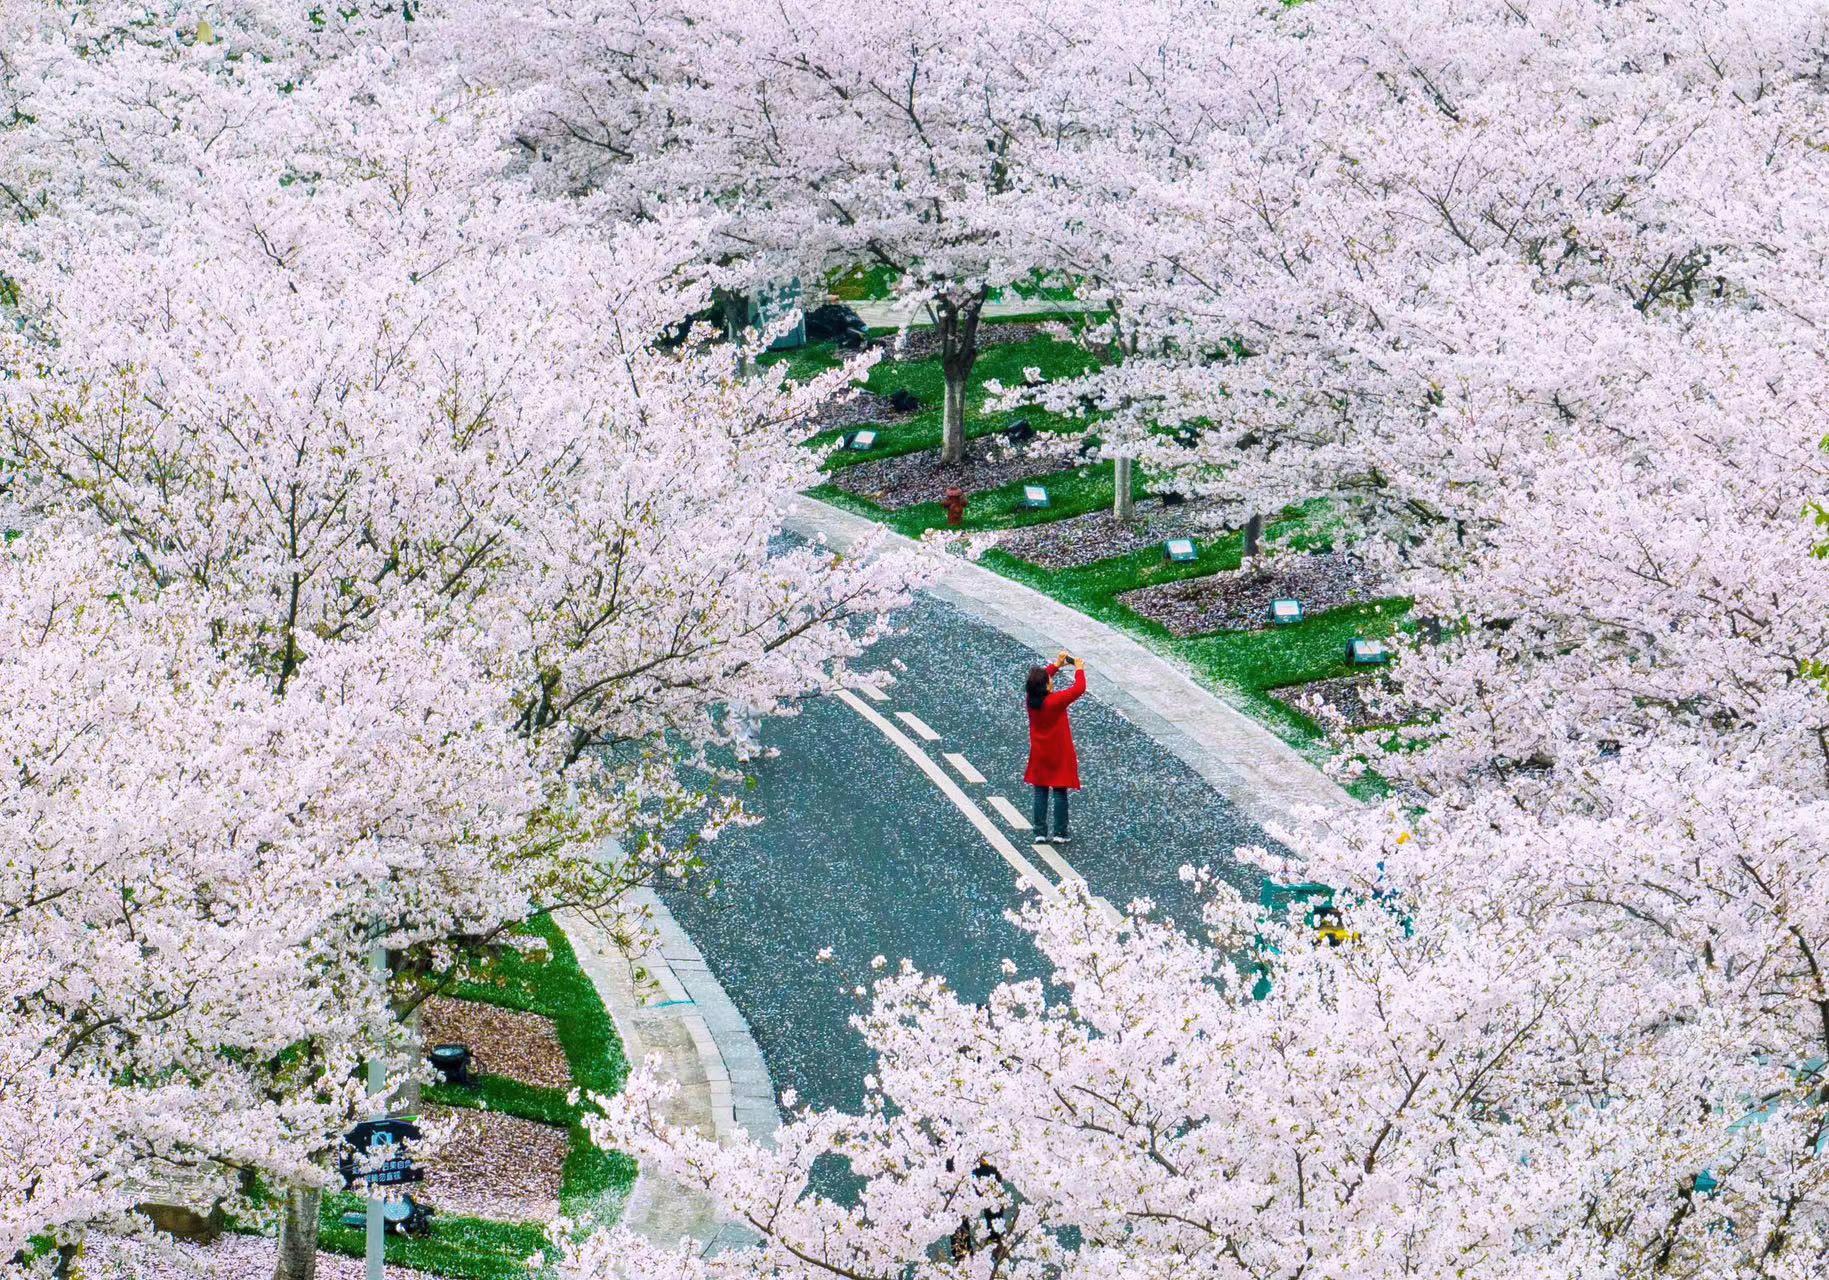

{"left": 942, "top": 487, "right": 967, "bottom": 528}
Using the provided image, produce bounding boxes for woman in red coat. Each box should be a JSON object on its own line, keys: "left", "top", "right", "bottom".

{"left": 1024, "top": 651, "right": 1086, "bottom": 843}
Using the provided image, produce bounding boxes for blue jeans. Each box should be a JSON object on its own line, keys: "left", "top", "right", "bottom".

{"left": 1032, "top": 786, "right": 1069, "bottom": 838}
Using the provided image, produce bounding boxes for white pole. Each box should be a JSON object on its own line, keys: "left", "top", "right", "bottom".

{"left": 366, "top": 940, "right": 387, "bottom": 1280}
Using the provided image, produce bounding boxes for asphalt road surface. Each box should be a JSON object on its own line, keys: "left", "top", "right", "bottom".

{"left": 657, "top": 592, "right": 1275, "bottom": 1114}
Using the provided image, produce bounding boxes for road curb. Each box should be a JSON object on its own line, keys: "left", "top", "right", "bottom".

{"left": 561, "top": 860, "right": 779, "bottom": 1253}
{"left": 787, "top": 495, "right": 1355, "bottom": 836}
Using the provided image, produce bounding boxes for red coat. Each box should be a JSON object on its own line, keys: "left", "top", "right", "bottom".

{"left": 1024, "top": 664, "right": 1085, "bottom": 789}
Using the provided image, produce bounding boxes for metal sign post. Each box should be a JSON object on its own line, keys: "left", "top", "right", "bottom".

{"left": 366, "top": 941, "right": 387, "bottom": 1280}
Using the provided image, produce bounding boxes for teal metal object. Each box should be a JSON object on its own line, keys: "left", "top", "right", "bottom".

{"left": 1268, "top": 598, "right": 1303, "bottom": 626}
{"left": 1164, "top": 537, "right": 1198, "bottom": 563}
{"left": 1347, "top": 637, "right": 1389, "bottom": 665}
{"left": 748, "top": 277, "right": 806, "bottom": 350}
{"left": 1022, "top": 484, "right": 1050, "bottom": 509}
{"left": 1250, "top": 880, "right": 1338, "bottom": 999}
{"left": 847, "top": 429, "right": 877, "bottom": 451}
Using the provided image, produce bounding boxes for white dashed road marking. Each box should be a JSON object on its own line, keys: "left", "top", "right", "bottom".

{"left": 894, "top": 711, "right": 941, "bottom": 741}
{"left": 943, "top": 752, "right": 986, "bottom": 784}
{"left": 859, "top": 682, "right": 889, "bottom": 702}
{"left": 835, "top": 691, "right": 1061, "bottom": 904}
{"left": 986, "top": 795, "right": 1031, "bottom": 831}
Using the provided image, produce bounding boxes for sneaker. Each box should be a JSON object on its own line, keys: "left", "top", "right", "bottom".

{"left": 1050, "top": 833, "right": 1072, "bottom": 845}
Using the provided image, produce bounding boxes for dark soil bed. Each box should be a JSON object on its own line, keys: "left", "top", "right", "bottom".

{"left": 883, "top": 322, "right": 1052, "bottom": 362}
{"left": 421, "top": 996, "right": 569, "bottom": 1089}
{"left": 1269, "top": 675, "right": 1414, "bottom": 730}
{"left": 1118, "top": 553, "right": 1379, "bottom": 637}
{"left": 89, "top": 1236, "right": 430, "bottom": 1278}
{"left": 829, "top": 441, "right": 1071, "bottom": 511}
{"left": 996, "top": 499, "right": 1218, "bottom": 569}
{"left": 804, "top": 387, "right": 911, "bottom": 436}
{"left": 421, "top": 1105, "right": 567, "bottom": 1223}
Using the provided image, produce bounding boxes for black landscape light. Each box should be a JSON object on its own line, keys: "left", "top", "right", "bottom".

{"left": 429, "top": 1043, "right": 474, "bottom": 1087}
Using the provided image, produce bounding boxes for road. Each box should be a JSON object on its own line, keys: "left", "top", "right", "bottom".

{"left": 657, "top": 592, "right": 1275, "bottom": 1114}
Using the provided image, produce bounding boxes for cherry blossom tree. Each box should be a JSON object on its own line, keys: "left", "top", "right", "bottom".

{"left": 0, "top": 525, "right": 566, "bottom": 1276}
{"left": 1025, "top": 0, "right": 1829, "bottom": 546}
{"left": 1, "top": 3, "right": 917, "bottom": 1272}
{"left": 497, "top": 0, "right": 1190, "bottom": 465}
{"left": 558, "top": 873, "right": 1794, "bottom": 1280}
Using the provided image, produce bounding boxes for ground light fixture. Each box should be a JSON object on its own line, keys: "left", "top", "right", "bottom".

{"left": 1347, "top": 637, "right": 1390, "bottom": 665}
{"left": 428, "top": 1043, "right": 474, "bottom": 1087}
{"left": 1268, "top": 598, "right": 1304, "bottom": 626}
{"left": 1164, "top": 537, "right": 1198, "bottom": 563}
{"left": 848, "top": 429, "right": 877, "bottom": 450}
{"left": 1022, "top": 484, "right": 1050, "bottom": 509}
{"left": 1005, "top": 419, "right": 1037, "bottom": 445}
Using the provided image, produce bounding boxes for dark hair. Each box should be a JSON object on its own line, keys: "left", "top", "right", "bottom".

{"left": 1025, "top": 665, "right": 1051, "bottom": 711}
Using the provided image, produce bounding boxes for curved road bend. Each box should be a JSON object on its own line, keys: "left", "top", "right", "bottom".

{"left": 658, "top": 592, "right": 1276, "bottom": 1114}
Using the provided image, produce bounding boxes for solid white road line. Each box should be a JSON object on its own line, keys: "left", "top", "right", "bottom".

{"left": 835, "top": 690, "right": 1060, "bottom": 904}
{"left": 894, "top": 711, "right": 941, "bottom": 742}
{"left": 1032, "top": 842, "right": 1086, "bottom": 884}
{"left": 986, "top": 795, "right": 1032, "bottom": 831}
{"left": 943, "top": 752, "right": 986, "bottom": 785}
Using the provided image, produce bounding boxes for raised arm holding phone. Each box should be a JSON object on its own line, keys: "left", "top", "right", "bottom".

{"left": 1023, "top": 651, "right": 1086, "bottom": 844}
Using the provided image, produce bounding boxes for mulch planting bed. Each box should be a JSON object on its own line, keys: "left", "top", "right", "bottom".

{"left": 421, "top": 1104, "right": 568, "bottom": 1223}
{"left": 995, "top": 498, "right": 1217, "bottom": 569}
{"left": 1118, "top": 553, "right": 1379, "bottom": 638}
{"left": 89, "top": 1236, "right": 429, "bottom": 1278}
{"left": 882, "top": 321, "right": 1052, "bottom": 362}
{"left": 829, "top": 441, "right": 1077, "bottom": 511}
{"left": 804, "top": 387, "right": 911, "bottom": 435}
{"left": 1269, "top": 675, "right": 1414, "bottom": 730}
{"left": 421, "top": 995, "right": 569, "bottom": 1089}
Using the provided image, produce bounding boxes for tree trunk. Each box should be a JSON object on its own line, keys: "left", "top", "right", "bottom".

{"left": 718, "top": 288, "right": 746, "bottom": 343}
{"left": 1243, "top": 513, "right": 1264, "bottom": 559}
{"left": 273, "top": 1183, "right": 321, "bottom": 1280}
{"left": 937, "top": 290, "right": 987, "bottom": 467}
{"left": 1112, "top": 456, "right": 1136, "bottom": 522}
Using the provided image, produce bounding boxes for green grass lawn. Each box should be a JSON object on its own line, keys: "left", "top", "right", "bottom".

{"left": 314, "top": 915, "right": 634, "bottom": 1278}
{"left": 823, "top": 264, "right": 1082, "bottom": 305}
{"left": 792, "top": 319, "right": 1103, "bottom": 467}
